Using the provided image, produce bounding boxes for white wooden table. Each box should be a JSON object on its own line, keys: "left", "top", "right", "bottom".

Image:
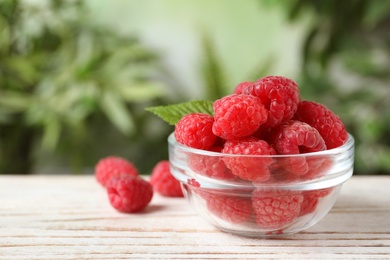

{"left": 0, "top": 175, "right": 389, "bottom": 259}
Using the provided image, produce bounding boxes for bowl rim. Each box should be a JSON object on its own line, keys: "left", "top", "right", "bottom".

{"left": 168, "top": 133, "right": 354, "bottom": 190}
{"left": 168, "top": 132, "right": 354, "bottom": 158}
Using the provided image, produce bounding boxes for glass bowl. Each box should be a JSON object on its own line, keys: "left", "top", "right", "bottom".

{"left": 168, "top": 133, "right": 354, "bottom": 237}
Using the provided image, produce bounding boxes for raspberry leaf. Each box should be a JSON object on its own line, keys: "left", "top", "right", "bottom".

{"left": 146, "top": 100, "right": 214, "bottom": 125}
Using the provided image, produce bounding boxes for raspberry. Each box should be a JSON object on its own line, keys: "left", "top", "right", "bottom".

{"left": 174, "top": 113, "right": 216, "bottom": 150}
{"left": 294, "top": 101, "right": 348, "bottom": 149}
{"left": 95, "top": 156, "right": 138, "bottom": 187}
{"left": 222, "top": 137, "right": 276, "bottom": 182}
{"left": 233, "top": 81, "right": 252, "bottom": 94}
{"left": 107, "top": 176, "right": 153, "bottom": 213}
{"left": 252, "top": 189, "right": 303, "bottom": 229}
{"left": 212, "top": 94, "right": 268, "bottom": 140}
{"left": 298, "top": 192, "right": 318, "bottom": 217}
{"left": 270, "top": 120, "right": 326, "bottom": 176}
{"left": 271, "top": 120, "right": 326, "bottom": 154}
{"left": 299, "top": 188, "right": 333, "bottom": 216}
{"left": 270, "top": 155, "right": 333, "bottom": 182}
{"left": 150, "top": 160, "right": 183, "bottom": 197}
{"left": 188, "top": 145, "right": 236, "bottom": 180}
{"left": 204, "top": 192, "right": 252, "bottom": 224}
{"left": 304, "top": 156, "right": 333, "bottom": 180}
{"left": 244, "top": 75, "right": 300, "bottom": 127}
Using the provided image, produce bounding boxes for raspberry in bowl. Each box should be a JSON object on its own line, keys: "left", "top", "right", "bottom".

{"left": 148, "top": 75, "right": 355, "bottom": 237}
{"left": 168, "top": 132, "right": 354, "bottom": 237}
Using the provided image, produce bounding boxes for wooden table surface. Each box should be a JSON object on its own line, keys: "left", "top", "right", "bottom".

{"left": 0, "top": 175, "right": 389, "bottom": 259}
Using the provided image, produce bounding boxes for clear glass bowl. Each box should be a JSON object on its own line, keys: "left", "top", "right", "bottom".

{"left": 168, "top": 133, "right": 354, "bottom": 237}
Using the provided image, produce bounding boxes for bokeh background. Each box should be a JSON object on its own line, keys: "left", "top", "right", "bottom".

{"left": 1, "top": 0, "right": 389, "bottom": 175}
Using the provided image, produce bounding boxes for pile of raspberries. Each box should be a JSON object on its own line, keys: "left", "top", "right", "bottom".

{"left": 175, "top": 75, "right": 348, "bottom": 230}
{"left": 95, "top": 157, "right": 183, "bottom": 213}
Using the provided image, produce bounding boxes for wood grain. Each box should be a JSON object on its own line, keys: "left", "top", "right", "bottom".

{"left": 0, "top": 175, "right": 389, "bottom": 259}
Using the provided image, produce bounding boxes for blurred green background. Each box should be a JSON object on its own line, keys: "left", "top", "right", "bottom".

{"left": 1, "top": 0, "right": 389, "bottom": 175}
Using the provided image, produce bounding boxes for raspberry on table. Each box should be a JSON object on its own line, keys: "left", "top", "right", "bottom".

{"left": 204, "top": 192, "right": 252, "bottom": 224}
{"left": 106, "top": 175, "right": 153, "bottom": 213}
{"left": 174, "top": 113, "right": 217, "bottom": 150}
{"left": 95, "top": 156, "right": 138, "bottom": 187}
{"left": 244, "top": 75, "right": 300, "bottom": 127}
{"left": 150, "top": 160, "right": 183, "bottom": 197}
{"left": 270, "top": 120, "right": 326, "bottom": 176}
{"left": 233, "top": 81, "right": 253, "bottom": 95}
{"left": 188, "top": 145, "right": 236, "bottom": 180}
{"left": 294, "top": 100, "right": 348, "bottom": 149}
{"left": 252, "top": 189, "right": 303, "bottom": 229}
{"left": 212, "top": 94, "right": 268, "bottom": 140}
{"left": 222, "top": 137, "right": 276, "bottom": 183}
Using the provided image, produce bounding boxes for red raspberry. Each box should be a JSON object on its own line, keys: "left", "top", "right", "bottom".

{"left": 294, "top": 101, "right": 348, "bottom": 149}
{"left": 271, "top": 120, "right": 326, "bottom": 154}
{"left": 150, "top": 160, "right": 183, "bottom": 197}
{"left": 270, "top": 120, "right": 326, "bottom": 176}
{"left": 270, "top": 155, "right": 333, "bottom": 182}
{"left": 212, "top": 94, "right": 268, "bottom": 140}
{"left": 174, "top": 113, "right": 216, "bottom": 150}
{"left": 95, "top": 156, "right": 138, "bottom": 187}
{"left": 252, "top": 189, "right": 303, "bottom": 229}
{"left": 298, "top": 192, "right": 318, "bottom": 217}
{"left": 222, "top": 137, "right": 276, "bottom": 183}
{"left": 244, "top": 75, "right": 300, "bottom": 127}
{"left": 107, "top": 176, "right": 153, "bottom": 213}
{"left": 233, "top": 81, "right": 252, "bottom": 94}
{"left": 299, "top": 188, "right": 333, "bottom": 216}
{"left": 304, "top": 156, "right": 333, "bottom": 180}
{"left": 188, "top": 145, "right": 236, "bottom": 180}
{"left": 204, "top": 192, "right": 252, "bottom": 224}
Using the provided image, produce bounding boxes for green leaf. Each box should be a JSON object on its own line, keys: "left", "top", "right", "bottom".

{"left": 146, "top": 100, "right": 214, "bottom": 125}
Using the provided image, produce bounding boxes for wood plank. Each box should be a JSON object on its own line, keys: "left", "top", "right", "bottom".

{"left": 0, "top": 175, "right": 389, "bottom": 259}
